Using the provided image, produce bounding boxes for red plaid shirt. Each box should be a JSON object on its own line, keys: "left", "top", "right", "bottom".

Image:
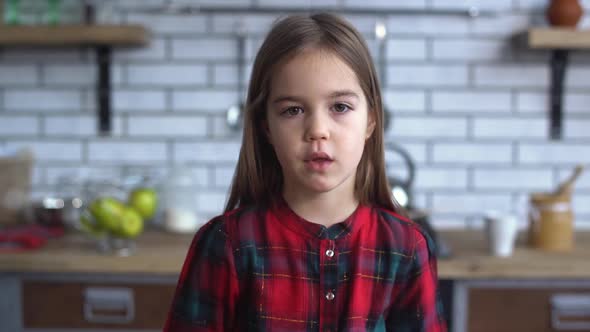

{"left": 164, "top": 197, "right": 447, "bottom": 331}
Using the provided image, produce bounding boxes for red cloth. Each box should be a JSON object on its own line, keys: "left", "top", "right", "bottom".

{"left": 0, "top": 224, "right": 64, "bottom": 252}
{"left": 164, "top": 197, "right": 447, "bottom": 331}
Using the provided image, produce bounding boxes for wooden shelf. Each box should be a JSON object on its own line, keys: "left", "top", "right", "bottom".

{"left": 0, "top": 25, "right": 150, "bottom": 135}
{"left": 529, "top": 27, "right": 590, "bottom": 50}
{"left": 525, "top": 27, "right": 590, "bottom": 140}
{"left": 0, "top": 25, "right": 149, "bottom": 47}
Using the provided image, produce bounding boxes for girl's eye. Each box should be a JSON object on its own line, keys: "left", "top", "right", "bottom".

{"left": 281, "top": 106, "right": 303, "bottom": 117}
{"left": 333, "top": 103, "right": 352, "bottom": 113}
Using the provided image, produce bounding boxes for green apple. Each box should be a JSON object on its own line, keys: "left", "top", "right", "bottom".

{"left": 128, "top": 188, "right": 158, "bottom": 220}
{"left": 79, "top": 214, "right": 107, "bottom": 237}
{"left": 89, "top": 197, "right": 125, "bottom": 232}
{"left": 116, "top": 207, "right": 144, "bottom": 238}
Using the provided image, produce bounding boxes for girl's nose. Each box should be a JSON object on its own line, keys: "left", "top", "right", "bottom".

{"left": 305, "top": 111, "right": 330, "bottom": 141}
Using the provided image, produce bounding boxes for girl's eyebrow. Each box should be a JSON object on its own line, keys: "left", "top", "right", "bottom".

{"left": 271, "top": 90, "right": 360, "bottom": 104}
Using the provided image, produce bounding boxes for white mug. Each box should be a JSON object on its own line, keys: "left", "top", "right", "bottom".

{"left": 484, "top": 211, "right": 518, "bottom": 257}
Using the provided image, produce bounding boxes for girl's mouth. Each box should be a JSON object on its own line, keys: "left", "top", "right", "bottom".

{"left": 305, "top": 158, "right": 333, "bottom": 171}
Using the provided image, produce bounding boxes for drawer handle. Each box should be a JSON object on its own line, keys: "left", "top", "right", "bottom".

{"left": 551, "top": 293, "right": 590, "bottom": 330}
{"left": 83, "top": 287, "right": 135, "bottom": 324}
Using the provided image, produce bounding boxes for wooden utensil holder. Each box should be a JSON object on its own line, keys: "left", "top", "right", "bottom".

{"left": 528, "top": 192, "right": 574, "bottom": 252}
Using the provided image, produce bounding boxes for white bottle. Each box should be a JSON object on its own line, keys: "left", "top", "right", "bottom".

{"left": 162, "top": 165, "right": 201, "bottom": 234}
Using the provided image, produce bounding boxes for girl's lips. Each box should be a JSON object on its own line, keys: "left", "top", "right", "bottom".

{"left": 305, "top": 159, "right": 333, "bottom": 171}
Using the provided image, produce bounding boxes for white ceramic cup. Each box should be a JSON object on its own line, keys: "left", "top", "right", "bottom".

{"left": 484, "top": 210, "right": 518, "bottom": 257}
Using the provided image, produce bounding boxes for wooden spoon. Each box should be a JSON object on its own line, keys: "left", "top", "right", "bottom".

{"left": 554, "top": 165, "right": 584, "bottom": 196}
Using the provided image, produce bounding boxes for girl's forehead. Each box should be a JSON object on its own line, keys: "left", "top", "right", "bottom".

{"left": 269, "top": 49, "right": 364, "bottom": 100}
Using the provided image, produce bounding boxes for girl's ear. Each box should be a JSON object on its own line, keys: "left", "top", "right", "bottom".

{"left": 365, "top": 109, "right": 377, "bottom": 140}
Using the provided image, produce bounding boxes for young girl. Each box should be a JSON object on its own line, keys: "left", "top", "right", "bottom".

{"left": 164, "top": 13, "right": 446, "bottom": 332}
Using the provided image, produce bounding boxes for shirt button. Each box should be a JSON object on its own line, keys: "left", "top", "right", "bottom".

{"left": 325, "top": 249, "right": 334, "bottom": 257}
{"left": 325, "top": 291, "right": 335, "bottom": 301}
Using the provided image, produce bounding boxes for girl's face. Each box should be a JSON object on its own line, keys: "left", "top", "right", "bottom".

{"left": 265, "top": 49, "right": 375, "bottom": 199}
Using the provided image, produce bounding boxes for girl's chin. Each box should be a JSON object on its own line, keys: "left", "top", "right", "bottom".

{"left": 300, "top": 178, "right": 339, "bottom": 194}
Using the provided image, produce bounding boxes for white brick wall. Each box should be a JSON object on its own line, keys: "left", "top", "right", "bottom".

{"left": 0, "top": 116, "right": 40, "bottom": 136}
{"left": 386, "top": 39, "right": 427, "bottom": 60}
{"left": 432, "top": 0, "right": 512, "bottom": 10}
{"left": 1, "top": 0, "right": 589, "bottom": 229}
{"left": 390, "top": 117, "right": 468, "bottom": 138}
{"left": 0, "top": 65, "right": 38, "bottom": 86}
{"left": 174, "top": 142, "right": 240, "bottom": 163}
{"left": 127, "top": 64, "right": 208, "bottom": 86}
{"left": 197, "top": 192, "right": 229, "bottom": 217}
{"left": 471, "top": 14, "right": 532, "bottom": 37}
{"left": 432, "top": 39, "right": 509, "bottom": 61}
{"left": 383, "top": 90, "right": 426, "bottom": 112}
{"left": 566, "top": 67, "right": 590, "bottom": 88}
{"left": 87, "top": 141, "right": 168, "bottom": 163}
{"left": 345, "top": 0, "right": 425, "bottom": 10}
{"left": 432, "top": 193, "right": 513, "bottom": 214}
{"left": 519, "top": 144, "right": 590, "bottom": 164}
{"left": 212, "top": 15, "right": 277, "bottom": 34}
{"left": 114, "top": 39, "right": 167, "bottom": 61}
{"left": 432, "top": 91, "right": 512, "bottom": 113}
{"left": 113, "top": 90, "right": 167, "bottom": 112}
{"left": 388, "top": 65, "right": 468, "bottom": 87}
{"left": 564, "top": 120, "right": 590, "bottom": 139}
{"left": 387, "top": 16, "right": 469, "bottom": 35}
{"left": 473, "top": 168, "right": 553, "bottom": 190}
{"left": 43, "top": 64, "right": 95, "bottom": 86}
{"left": 44, "top": 115, "right": 124, "bottom": 137}
{"left": 6, "top": 141, "right": 83, "bottom": 162}
{"left": 172, "top": 90, "right": 240, "bottom": 112}
{"left": 475, "top": 65, "right": 549, "bottom": 87}
{"left": 433, "top": 143, "right": 513, "bottom": 164}
{"left": 4, "top": 90, "right": 82, "bottom": 111}
{"left": 414, "top": 168, "right": 468, "bottom": 190}
{"left": 128, "top": 116, "right": 208, "bottom": 137}
{"left": 126, "top": 14, "right": 207, "bottom": 34}
{"left": 473, "top": 118, "right": 547, "bottom": 139}
{"left": 171, "top": 39, "right": 236, "bottom": 61}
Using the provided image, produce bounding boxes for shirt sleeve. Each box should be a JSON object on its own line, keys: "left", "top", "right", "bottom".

{"left": 386, "top": 227, "right": 448, "bottom": 332}
{"left": 163, "top": 216, "right": 239, "bottom": 332}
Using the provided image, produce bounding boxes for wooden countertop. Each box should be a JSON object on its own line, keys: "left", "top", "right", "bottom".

{"left": 438, "top": 231, "right": 590, "bottom": 279}
{"left": 0, "top": 230, "right": 589, "bottom": 279}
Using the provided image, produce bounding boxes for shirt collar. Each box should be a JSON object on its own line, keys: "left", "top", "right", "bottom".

{"left": 270, "top": 195, "right": 371, "bottom": 240}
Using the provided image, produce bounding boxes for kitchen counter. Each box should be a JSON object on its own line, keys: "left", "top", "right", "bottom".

{"left": 438, "top": 231, "right": 590, "bottom": 279}
{"left": 1, "top": 230, "right": 589, "bottom": 279}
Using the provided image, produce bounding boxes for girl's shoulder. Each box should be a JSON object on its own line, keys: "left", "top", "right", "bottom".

{"left": 371, "top": 206, "right": 435, "bottom": 251}
{"left": 372, "top": 205, "right": 416, "bottom": 230}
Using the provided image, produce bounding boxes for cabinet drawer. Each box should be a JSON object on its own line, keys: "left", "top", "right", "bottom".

{"left": 22, "top": 280, "right": 176, "bottom": 330}
{"left": 468, "top": 287, "right": 590, "bottom": 332}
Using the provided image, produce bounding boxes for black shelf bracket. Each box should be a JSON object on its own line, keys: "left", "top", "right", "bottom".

{"left": 96, "top": 45, "right": 112, "bottom": 135}
{"left": 549, "top": 49, "right": 569, "bottom": 140}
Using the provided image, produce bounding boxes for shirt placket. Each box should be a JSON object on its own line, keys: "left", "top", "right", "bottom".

{"left": 319, "top": 238, "right": 338, "bottom": 332}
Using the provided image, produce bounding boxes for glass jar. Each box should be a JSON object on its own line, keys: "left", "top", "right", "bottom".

{"left": 162, "top": 165, "right": 202, "bottom": 234}
{"left": 79, "top": 168, "right": 139, "bottom": 256}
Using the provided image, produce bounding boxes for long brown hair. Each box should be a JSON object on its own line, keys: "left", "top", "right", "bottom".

{"left": 224, "top": 13, "right": 402, "bottom": 214}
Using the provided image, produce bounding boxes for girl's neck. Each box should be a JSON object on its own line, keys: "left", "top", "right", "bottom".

{"left": 282, "top": 189, "right": 359, "bottom": 228}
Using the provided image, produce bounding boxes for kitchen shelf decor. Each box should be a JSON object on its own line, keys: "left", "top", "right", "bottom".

{"left": 527, "top": 27, "right": 590, "bottom": 140}
{"left": 136, "top": 4, "right": 496, "bottom": 17}
{"left": 0, "top": 25, "right": 150, "bottom": 134}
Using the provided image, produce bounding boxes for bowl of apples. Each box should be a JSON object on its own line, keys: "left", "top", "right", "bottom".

{"left": 77, "top": 178, "right": 158, "bottom": 256}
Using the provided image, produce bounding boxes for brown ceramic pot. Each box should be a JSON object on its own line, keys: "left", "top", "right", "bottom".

{"left": 547, "top": 0, "right": 584, "bottom": 27}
